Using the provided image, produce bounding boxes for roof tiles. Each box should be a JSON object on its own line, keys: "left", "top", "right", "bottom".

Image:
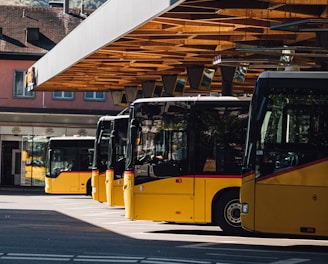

{"left": 0, "top": 5, "right": 91, "bottom": 54}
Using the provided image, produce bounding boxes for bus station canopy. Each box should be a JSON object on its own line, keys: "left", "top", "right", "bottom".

{"left": 30, "top": 0, "right": 328, "bottom": 95}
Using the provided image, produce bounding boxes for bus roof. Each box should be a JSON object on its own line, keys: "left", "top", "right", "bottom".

{"left": 114, "top": 115, "right": 129, "bottom": 120}
{"left": 98, "top": 115, "right": 116, "bottom": 122}
{"left": 49, "top": 136, "right": 95, "bottom": 141}
{"left": 258, "top": 71, "right": 328, "bottom": 79}
{"left": 98, "top": 115, "right": 129, "bottom": 123}
{"left": 132, "top": 95, "right": 251, "bottom": 105}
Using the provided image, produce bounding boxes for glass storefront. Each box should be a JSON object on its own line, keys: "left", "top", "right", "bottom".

{"left": 21, "top": 136, "right": 49, "bottom": 187}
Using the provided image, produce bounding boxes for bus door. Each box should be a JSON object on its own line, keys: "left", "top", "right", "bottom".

{"left": 133, "top": 129, "right": 194, "bottom": 222}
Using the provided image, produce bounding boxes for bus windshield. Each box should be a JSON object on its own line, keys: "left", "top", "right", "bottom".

{"left": 109, "top": 116, "right": 128, "bottom": 178}
{"left": 47, "top": 137, "right": 94, "bottom": 178}
{"left": 128, "top": 100, "right": 248, "bottom": 183}
{"left": 94, "top": 118, "right": 112, "bottom": 173}
{"left": 246, "top": 82, "right": 328, "bottom": 178}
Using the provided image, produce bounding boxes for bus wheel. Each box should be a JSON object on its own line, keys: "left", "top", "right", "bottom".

{"left": 213, "top": 189, "right": 242, "bottom": 234}
{"left": 86, "top": 179, "right": 92, "bottom": 196}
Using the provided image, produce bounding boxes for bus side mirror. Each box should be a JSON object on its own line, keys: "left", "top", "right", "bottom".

{"left": 130, "top": 119, "right": 139, "bottom": 146}
{"left": 111, "top": 129, "right": 118, "bottom": 144}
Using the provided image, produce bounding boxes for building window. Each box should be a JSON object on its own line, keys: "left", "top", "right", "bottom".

{"left": 14, "top": 70, "right": 34, "bottom": 98}
{"left": 53, "top": 91, "right": 74, "bottom": 100}
{"left": 84, "top": 91, "right": 105, "bottom": 101}
{"left": 26, "top": 27, "right": 40, "bottom": 43}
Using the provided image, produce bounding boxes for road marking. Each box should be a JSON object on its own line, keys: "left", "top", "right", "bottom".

{"left": 1, "top": 256, "right": 70, "bottom": 261}
{"left": 180, "top": 243, "right": 314, "bottom": 264}
{"left": 74, "top": 256, "right": 139, "bottom": 262}
{"left": 140, "top": 258, "right": 211, "bottom": 264}
{"left": 207, "top": 252, "right": 275, "bottom": 260}
{"left": 270, "top": 259, "right": 310, "bottom": 264}
{"left": 2, "top": 253, "right": 72, "bottom": 261}
{"left": 0, "top": 253, "right": 214, "bottom": 264}
{"left": 179, "top": 242, "right": 325, "bottom": 256}
{"left": 6, "top": 253, "right": 73, "bottom": 257}
{"left": 179, "top": 242, "right": 215, "bottom": 248}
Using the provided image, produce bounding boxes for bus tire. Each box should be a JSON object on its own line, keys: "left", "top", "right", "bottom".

{"left": 213, "top": 188, "right": 242, "bottom": 234}
{"left": 86, "top": 179, "right": 92, "bottom": 196}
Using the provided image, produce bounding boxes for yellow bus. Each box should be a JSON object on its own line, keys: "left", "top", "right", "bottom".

{"left": 92, "top": 114, "right": 128, "bottom": 206}
{"left": 92, "top": 116, "right": 114, "bottom": 202}
{"left": 240, "top": 71, "right": 328, "bottom": 237}
{"left": 123, "top": 96, "right": 250, "bottom": 233}
{"left": 105, "top": 115, "right": 129, "bottom": 206}
{"left": 45, "top": 136, "right": 95, "bottom": 195}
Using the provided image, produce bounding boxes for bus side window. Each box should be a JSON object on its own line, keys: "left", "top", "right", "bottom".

{"left": 66, "top": 160, "right": 75, "bottom": 171}
{"left": 80, "top": 150, "right": 91, "bottom": 170}
{"left": 217, "top": 146, "right": 236, "bottom": 173}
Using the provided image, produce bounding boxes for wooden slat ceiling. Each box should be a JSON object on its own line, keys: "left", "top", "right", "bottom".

{"left": 36, "top": 0, "right": 328, "bottom": 94}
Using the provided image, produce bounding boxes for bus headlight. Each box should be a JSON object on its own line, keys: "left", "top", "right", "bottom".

{"left": 241, "top": 203, "right": 248, "bottom": 214}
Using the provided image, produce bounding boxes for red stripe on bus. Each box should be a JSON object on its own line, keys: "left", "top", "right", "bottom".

{"left": 178, "top": 174, "right": 241, "bottom": 179}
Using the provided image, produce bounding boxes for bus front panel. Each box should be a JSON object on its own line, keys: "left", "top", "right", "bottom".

{"left": 240, "top": 172, "right": 256, "bottom": 231}
{"left": 106, "top": 169, "right": 125, "bottom": 206}
{"left": 45, "top": 171, "right": 80, "bottom": 194}
{"left": 253, "top": 158, "right": 328, "bottom": 236}
{"left": 92, "top": 169, "right": 107, "bottom": 202}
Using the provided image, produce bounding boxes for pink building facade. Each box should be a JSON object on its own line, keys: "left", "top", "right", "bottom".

{"left": 0, "top": 5, "right": 124, "bottom": 186}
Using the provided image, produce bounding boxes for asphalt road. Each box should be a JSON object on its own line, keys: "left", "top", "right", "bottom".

{"left": 0, "top": 188, "right": 327, "bottom": 264}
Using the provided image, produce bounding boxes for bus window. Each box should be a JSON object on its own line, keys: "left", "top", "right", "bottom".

{"left": 193, "top": 106, "right": 248, "bottom": 175}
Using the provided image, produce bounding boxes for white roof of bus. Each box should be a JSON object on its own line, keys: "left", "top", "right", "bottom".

{"left": 132, "top": 95, "right": 251, "bottom": 105}
{"left": 49, "top": 136, "right": 95, "bottom": 141}
{"left": 259, "top": 71, "right": 328, "bottom": 79}
{"left": 98, "top": 115, "right": 129, "bottom": 122}
{"left": 114, "top": 115, "right": 129, "bottom": 120}
{"left": 98, "top": 115, "right": 116, "bottom": 122}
